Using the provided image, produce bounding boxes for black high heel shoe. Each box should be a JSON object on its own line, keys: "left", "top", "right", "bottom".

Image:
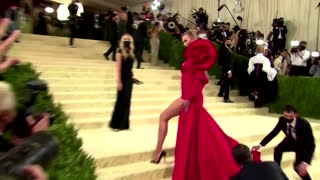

{"left": 150, "top": 151, "right": 167, "bottom": 164}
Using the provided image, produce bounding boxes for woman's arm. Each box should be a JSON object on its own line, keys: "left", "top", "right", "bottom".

{"left": 115, "top": 53, "right": 122, "bottom": 83}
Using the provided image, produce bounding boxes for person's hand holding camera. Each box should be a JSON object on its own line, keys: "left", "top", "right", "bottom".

{"left": 23, "top": 165, "right": 47, "bottom": 180}
{"left": 26, "top": 113, "right": 50, "bottom": 134}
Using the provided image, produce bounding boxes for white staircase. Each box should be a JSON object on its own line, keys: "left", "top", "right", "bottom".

{"left": 9, "top": 34, "right": 320, "bottom": 180}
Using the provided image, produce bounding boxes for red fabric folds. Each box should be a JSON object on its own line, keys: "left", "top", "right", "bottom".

{"left": 173, "top": 39, "right": 240, "bottom": 180}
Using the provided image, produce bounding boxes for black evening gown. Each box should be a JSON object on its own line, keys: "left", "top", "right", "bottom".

{"left": 109, "top": 54, "right": 134, "bottom": 130}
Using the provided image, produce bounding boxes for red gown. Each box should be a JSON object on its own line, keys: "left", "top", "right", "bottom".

{"left": 172, "top": 39, "right": 241, "bottom": 180}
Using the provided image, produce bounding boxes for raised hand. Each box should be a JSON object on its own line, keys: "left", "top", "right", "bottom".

{"left": 0, "top": 18, "right": 21, "bottom": 57}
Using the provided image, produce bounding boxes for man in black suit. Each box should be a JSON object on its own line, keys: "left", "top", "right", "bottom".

{"left": 218, "top": 37, "right": 233, "bottom": 103}
{"left": 252, "top": 105, "right": 315, "bottom": 180}
{"left": 230, "top": 144, "right": 289, "bottom": 180}
{"left": 104, "top": 12, "right": 118, "bottom": 61}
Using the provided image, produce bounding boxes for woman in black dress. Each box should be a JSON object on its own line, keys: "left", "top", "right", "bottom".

{"left": 109, "top": 34, "right": 135, "bottom": 131}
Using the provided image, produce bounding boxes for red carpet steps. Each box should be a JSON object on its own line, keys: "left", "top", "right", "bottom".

{"left": 9, "top": 34, "right": 320, "bottom": 180}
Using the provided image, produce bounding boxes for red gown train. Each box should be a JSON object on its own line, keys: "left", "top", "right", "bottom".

{"left": 172, "top": 39, "right": 241, "bottom": 180}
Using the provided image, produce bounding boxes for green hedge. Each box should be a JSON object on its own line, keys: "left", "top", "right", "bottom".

{"left": 267, "top": 76, "right": 320, "bottom": 119}
{"left": 158, "top": 32, "right": 320, "bottom": 119}
{"left": 2, "top": 64, "right": 97, "bottom": 180}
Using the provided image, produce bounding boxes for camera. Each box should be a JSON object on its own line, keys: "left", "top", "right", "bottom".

{"left": 272, "top": 17, "right": 285, "bottom": 27}
{"left": 8, "top": 80, "right": 55, "bottom": 138}
{"left": 0, "top": 131, "right": 59, "bottom": 180}
{"left": 191, "top": 8, "right": 208, "bottom": 26}
{"left": 164, "top": 13, "right": 179, "bottom": 33}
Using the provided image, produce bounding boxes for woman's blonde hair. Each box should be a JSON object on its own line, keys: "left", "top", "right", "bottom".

{"left": 0, "top": 82, "right": 16, "bottom": 112}
{"left": 119, "top": 34, "right": 135, "bottom": 59}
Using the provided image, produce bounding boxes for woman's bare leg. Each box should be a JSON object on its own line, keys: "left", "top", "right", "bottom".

{"left": 153, "top": 97, "right": 184, "bottom": 160}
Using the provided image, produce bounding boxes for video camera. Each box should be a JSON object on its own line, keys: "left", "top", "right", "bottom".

{"left": 191, "top": 8, "right": 208, "bottom": 26}
{"left": 8, "top": 80, "right": 55, "bottom": 138}
{"left": 0, "top": 131, "right": 59, "bottom": 180}
{"left": 272, "top": 17, "right": 285, "bottom": 27}
{"left": 164, "top": 13, "right": 179, "bottom": 33}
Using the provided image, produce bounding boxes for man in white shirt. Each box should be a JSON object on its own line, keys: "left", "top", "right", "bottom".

{"left": 247, "top": 46, "right": 277, "bottom": 81}
{"left": 289, "top": 41, "right": 311, "bottom": 76}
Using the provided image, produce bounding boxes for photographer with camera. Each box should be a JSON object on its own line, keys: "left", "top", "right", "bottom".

{"left": 289, "top": 41, "right": 311, "bottom": 76}
{"left": 271, "top": 18, "right": 287, "bottom": 55}
{"left": 309, "top": 56, "right": 320, "bottom": 78}
{"left": 0, "top": 82, "right": 49, "bottom": 180}
{"left": 0, "top": 18, "right": 21, "bottom": 79}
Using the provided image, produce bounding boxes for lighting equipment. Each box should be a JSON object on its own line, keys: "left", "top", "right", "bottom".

{"left": 312, "top": 51, "right": 320, "bottom": 58}
{"left": 291, "top": 40, "right": 300, "bottom": 47}
{"left": 44, "top": 7, "right": 54, "bottom": 14}
{"left": 218, "top": 4, "right": 240, "bottom": 26}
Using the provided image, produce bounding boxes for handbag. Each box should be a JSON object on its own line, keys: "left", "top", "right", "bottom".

{"left": 251, "top": 149, "right": 261, "bottom": 163}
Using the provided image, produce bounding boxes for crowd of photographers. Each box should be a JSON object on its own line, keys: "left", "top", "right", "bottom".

{"left": 0, "top": 18, "right": 50, "bottom": 180}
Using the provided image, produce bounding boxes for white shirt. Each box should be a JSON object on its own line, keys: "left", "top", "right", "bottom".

{"left": 291, "top": 50, "right": 311, "bottom": 67}
{"left": 247, "top": 53, "right": 277, "bottom": 81}
{"left": 198, "top": 33, "right": 208, "bottom": 39}
{"left": 287, "top": 118, "right": 297, "bottom": 140}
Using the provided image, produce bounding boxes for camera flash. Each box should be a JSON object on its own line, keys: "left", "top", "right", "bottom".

{"left": 256, "top": 40, "right": 265, "bottom": 45}
{"left": 312, "top": 51, "right": 320, "bottom": 58}
{"left": 291, "top": 40, "right": 299, "bottom": 47}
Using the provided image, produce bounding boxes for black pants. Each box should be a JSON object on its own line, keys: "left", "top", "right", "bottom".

{"left": 290, "top": 65, "right": 309, "bottom": 77}
{"left": 105, "top": 40, "right": 117, "bottom": 61}
{"left": 274, "top": 137, "right": 312, "bottom": 180}
{"left": 69, "top": 25, "right": 77, "bottom": 46}
{"left": 273, "top": 39, "right": 286, "bottom": 55}
{"left": 135, "top": 43, "right": 144, "bottom": 68}
{"left": 219, "top": 72, "right": 231, "bottom": 100}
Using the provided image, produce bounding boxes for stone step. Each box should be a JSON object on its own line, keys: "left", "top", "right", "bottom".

{"left": 11, "top": 45, "right": 106, "bottom": 53}
{"left": 96, "top": 153, "right": 315, "bottom": 180}
{"left": 17, "top": 55, "right": 168, "bottom": 65}
{"left": 48, "top": 84, "right": 237, "bottom": 95}
{"left": 33, "top": 64, "right": 175, "bottom": 72}
{"left": 67, "top": 106, "right": 264, "bottom": 120}
{"left": 20, "top": 34, "right": 106, "bottom": 45}
{"left": 60, "top": 99, "right": 247, "bottom": 110}
{"left": 105, "top": 150, "right": 320, "bottom": 180}
{"left": 20, "top": 58, "right": 170, "bottom": 68}
{"left": 70, "top": 108, "right": 268, "bottom": 130}
{"left": 78, "top": 116, "right": 320, "bottom": 167}
{"left": 38, "top": 68, "right": 181, "bottom": 76}
{"left": 78, "top": 116, "right": 281, "bottom": 167}
{"left": 40, "top": 72, "right": 181, "bottom": 79}
{"left": 33, "top": 65, "right": 178, "bottom": 74}
{"left": 42, "top": 77, "right": 217, "bottom": 86}
{"left": 78, "top": 121, "right": 320, "bottom": 180}
{"left": 52, "top": 91, "right": 247, "bottom": 102}
{"left": 9, "top": 50, "right": 105, "bottom": 59}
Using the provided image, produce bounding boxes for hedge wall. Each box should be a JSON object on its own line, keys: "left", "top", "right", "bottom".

{"left": 2, "top": 64, "right": 97, "bottom": 180}
{"left": 158, "top": 32, "right": 320, "bottom": 119}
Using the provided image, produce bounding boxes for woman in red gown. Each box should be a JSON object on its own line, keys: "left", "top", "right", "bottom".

{"left": 151, "top": 31, "right": 240, "bottom": 179}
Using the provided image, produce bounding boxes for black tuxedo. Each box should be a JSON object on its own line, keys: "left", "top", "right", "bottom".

{"left": 272, "top": 25, "right": 287, "bottom": 54}
{"left": 104, "top": 19, "right": 118, "bottom": 61}
{"left": 260, "top": 116, "right": 315, "bottom": 180}
{"left": 230, "top": 161, "right": 288, "bottom": 180}
{"left": 218, "top": 45, "right": 232, "bottom": 100}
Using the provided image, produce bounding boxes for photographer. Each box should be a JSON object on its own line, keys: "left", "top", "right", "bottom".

{"left": 0, "top": 82, "right": 49, "bottom": 180}
{"left": 0, "top": 18, "right": 20, "bottom": 77}
{"left": 195, "top": 8, "right": 208, "bottom": 27}
{"left": 272, "top": 18, "right": 287, "bottom": 55}
{"left": 289, "top": 41, "right": 311, "bottom": 76}
{"left": 309, "top": 57, "right": 320, "bottom": 78}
